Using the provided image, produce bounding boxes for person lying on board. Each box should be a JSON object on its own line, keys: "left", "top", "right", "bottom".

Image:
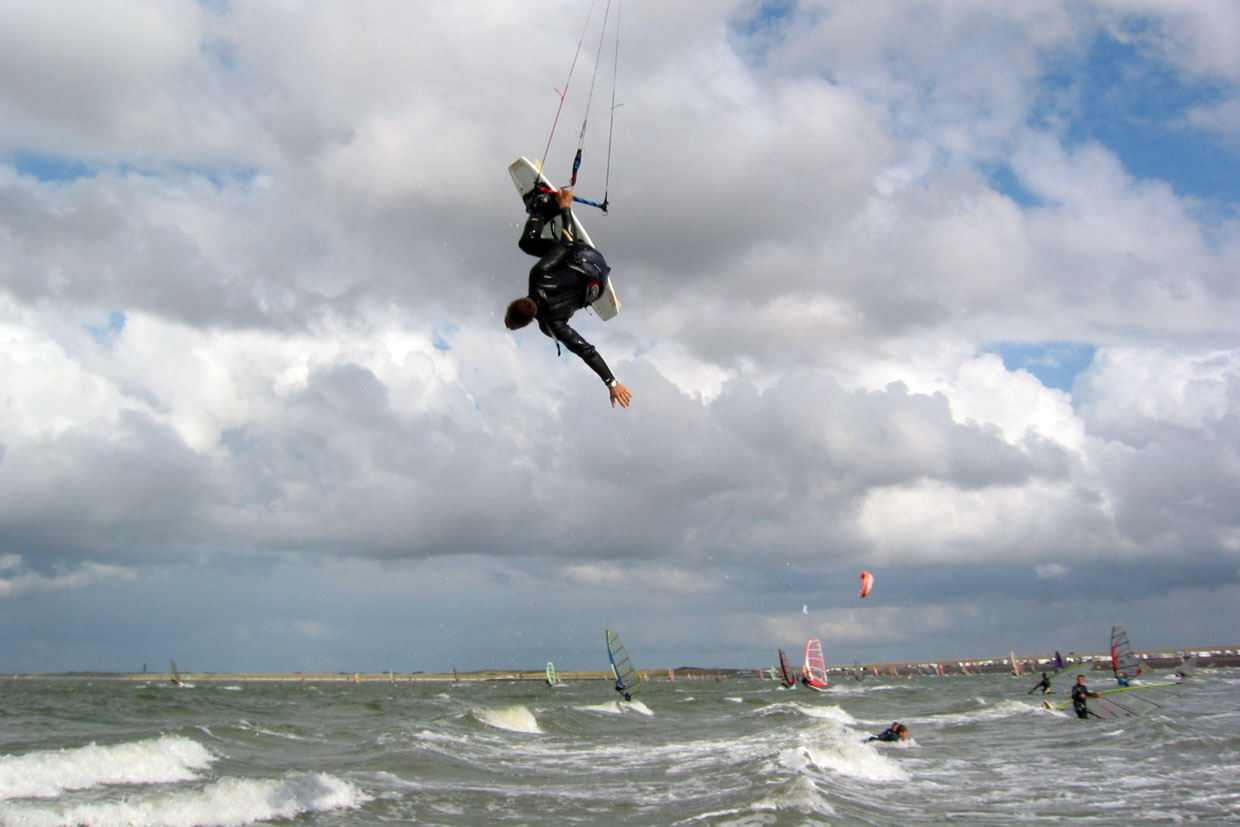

{"left": 1070, "top": 675, "right": 1099, "bottom": 719}
{"left": 505, "top": 184, "right": 632, "bottom": 408}
{"left": 867, "top": 722, "right": 909, "bottom": 742}
{"left": 1028, "top": 672, "right": 1052, "bottom": 694}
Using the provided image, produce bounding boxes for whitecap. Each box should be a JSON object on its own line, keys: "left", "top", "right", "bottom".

{"left": 0, "top": 735, "right": 214, "bottom": 800}
{"left": 471, "top": 704, "right": 542, "bottom": 734}
{"left": 0, "top": 771, "right": 366, "bottom": 826}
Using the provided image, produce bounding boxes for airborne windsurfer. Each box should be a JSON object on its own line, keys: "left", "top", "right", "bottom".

{"left": 506, "top": 185, "right": 632, "bottom": 408}
{"left": 1070, "top": 675, "right": 1099, "bottom": 719}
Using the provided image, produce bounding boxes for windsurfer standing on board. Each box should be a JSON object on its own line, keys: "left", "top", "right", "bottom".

{"left": 505, "top": 185, "right": 632, "bottom": 408}
{"left": 614, "top": 678, "right": 631, "bottom": 702}
{"left": 1071, "top": 674, "right": 1099, "bottom": 719}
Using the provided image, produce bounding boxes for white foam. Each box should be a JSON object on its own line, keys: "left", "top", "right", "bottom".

{"left": 752, "top": 775, "right": 836, "bottom": 818}
{"left": 0, "top": 736, "right": 214, "bottom": 800}
{"left": 785, "top": 740, "right": 909, "bottom": 783}
{"left": 575, "top": 699, "right": 653, "bottom": 716}
{"left": 472, "top": 704, "right": 542, "bottom": 734}
{"left": 795, "top": 703, "right": 857, "bottom": 725}
{"left": 0, "top": 771, "right": 366, "bottom": 827}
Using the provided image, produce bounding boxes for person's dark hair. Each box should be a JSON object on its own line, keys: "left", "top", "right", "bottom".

{"left": 505, "top": 297, "right": 537, "bottom": 329}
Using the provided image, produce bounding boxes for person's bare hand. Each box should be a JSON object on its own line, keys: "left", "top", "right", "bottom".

{"left": 609, "top": 383, "right": 632, "bottom": 408}
{"left": 556, "top": 188, "right": 575, "bottom": 209}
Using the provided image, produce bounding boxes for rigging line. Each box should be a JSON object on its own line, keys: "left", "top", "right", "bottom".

{"left": 600, "top": 0, "right": 620, "bottom": 210}
{"left": 571, "top": 0, "right": 614, "bottom": 187}
{"left": 541, "top": 0, "right": 601, "bottom": 174}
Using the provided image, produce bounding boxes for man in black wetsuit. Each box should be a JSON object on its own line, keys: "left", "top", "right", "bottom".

{"left": 1028, "top": 672, "right": 1052, "bottom": 695}
{"left": 867, "top": 722, "right": 908, "bottom": 742}
{"left": 1070, "top": 674, "right": 1098, "bottom": 719}
{"left": 505, "top": 185, "right": 632, "bottom": 408}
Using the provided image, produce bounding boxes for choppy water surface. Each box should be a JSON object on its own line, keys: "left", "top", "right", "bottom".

{"left": 0, "top": 670, "right": 1236, "bottom": 825}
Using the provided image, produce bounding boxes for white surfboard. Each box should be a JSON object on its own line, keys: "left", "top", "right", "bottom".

{"left": 508, "top": 156, "right": 620, "bottom": 320}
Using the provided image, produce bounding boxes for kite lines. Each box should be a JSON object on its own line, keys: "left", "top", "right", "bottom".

{"left": 539, "top": 0, "right": 621, "bottom": 213}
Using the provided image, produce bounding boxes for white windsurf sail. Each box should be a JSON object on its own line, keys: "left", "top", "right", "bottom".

{"left": 802, "top": 638, "right": 829, "bottom": 691}
{"left": 606, "top": 630, "right": 641, "bottom": 699}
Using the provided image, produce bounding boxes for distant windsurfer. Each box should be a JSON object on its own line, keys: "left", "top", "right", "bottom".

{"left": 1115, "top": 672, "right": 1130, "bottom": 687}
{"left": 506, "top": 184, "right": 632, "bottom": 408}
{"left": 867, "top": 722, "right": 908, "bottom": 742}
{"left": 1070, "top": 675, "right": 1099, "bottom": 719}
{"left": 1028, "top": 672, "right": 1052, "bottom": 695}
{"left": 614, "top": 678, "right": 632, "bottom": 702}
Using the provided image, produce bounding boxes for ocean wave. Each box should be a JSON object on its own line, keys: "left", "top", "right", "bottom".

{"left": 470, "top": 704, "right": 543, "bottom": 734}
{"left": 576, "top": 700, "right": 654, "bottom": 716}
{"left": 0, "top": 771, "right": 366, "bottom": 827}
{"left": 0, "top": 735, "right": 214, "bottom": 800}
{"left": 782, "top": 739, "right": 910, "bottom": 783}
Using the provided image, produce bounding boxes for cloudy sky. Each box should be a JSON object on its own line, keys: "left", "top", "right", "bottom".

{"left": 1, "top": 0, "right": 1237, "bottom": 675}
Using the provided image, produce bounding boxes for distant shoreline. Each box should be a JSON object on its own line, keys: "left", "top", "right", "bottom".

{"left": 7, "top": 644, "right": 1237, "bottom": 682}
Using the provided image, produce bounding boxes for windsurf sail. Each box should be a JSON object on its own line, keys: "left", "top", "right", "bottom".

{"left": 802, "top": 638, "right": 829, "bottom": 691}
{"left": 169, "top": 660, "right": 182, "bottom": 686}
{"left": 777, "top": 648, "right": 797, "bottom": 687}
{"left": 1110, "top": 626, "right": 1142, "bottom": 684}
{"left": 545, "top": 661, "right": 559, "bottom": 686}
{"left": 1046, "top": 680, "right": 1182, "bottom": 718}
{"left": 1010, "top": 651, "right": 1023, "bottom": 676}
{"left": 606, "top": 630, "right": 641, "bottom": 699}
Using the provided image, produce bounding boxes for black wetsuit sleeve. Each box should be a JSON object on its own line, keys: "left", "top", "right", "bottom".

{"left": 543, "top": 318, "right": 616, "bottom": 386}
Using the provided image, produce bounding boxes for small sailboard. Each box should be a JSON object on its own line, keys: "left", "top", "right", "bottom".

{"left": 509, "top": 156, "right": 620, "bottom": 320}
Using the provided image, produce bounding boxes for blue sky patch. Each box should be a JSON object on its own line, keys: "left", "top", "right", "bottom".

{"left": 985, "top": 341, "right": 1096, "bottom": 391}
{"left": 980, "top": 162, "right": 1044, "bottom": 208}
{"left": 432, "top": 325, "right": 456, "bottom": 352}
{"left": 1038, "top": 28, "right": 1239, "bottom": 204}
{"left": 86, "top": 311, "right": 127, "bottom": 347}
{"left": 12, "top": 152, "right": 96, "bottom": 183}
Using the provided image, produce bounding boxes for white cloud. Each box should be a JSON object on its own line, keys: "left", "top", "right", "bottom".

{"left": 0, "top": 0, "right": 1237, "bottom": 669}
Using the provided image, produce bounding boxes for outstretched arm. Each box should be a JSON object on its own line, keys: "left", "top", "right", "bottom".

{"left": 544, "top": 318, "right": 631, "bottom": 408}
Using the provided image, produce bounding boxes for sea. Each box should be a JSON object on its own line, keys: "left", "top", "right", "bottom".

{"left": 0, "top": 669, "right": 1237, "bottom": 825}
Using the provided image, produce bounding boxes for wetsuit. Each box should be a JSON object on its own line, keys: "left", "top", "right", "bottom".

{"left": 1028, "top": 676, "right": 1051, "bottom": 695}
{"left": 1070, "top": 682, "right": 1095, "bottom": 719}
{"left": 867, "top": 726, "right": 902, "bottom": 742}
{"left": 518, "top": 189, "right": 617, "bottom": 387}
